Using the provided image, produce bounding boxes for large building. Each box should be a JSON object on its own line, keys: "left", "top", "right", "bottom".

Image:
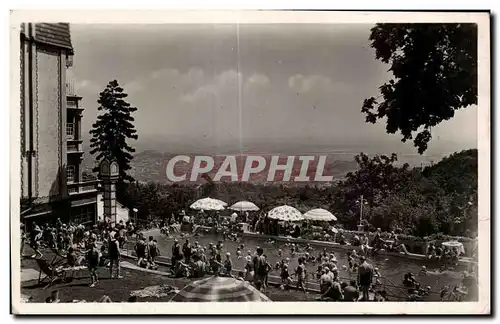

{"left": 20, "top": 23, "right": 98, "bottom": 226}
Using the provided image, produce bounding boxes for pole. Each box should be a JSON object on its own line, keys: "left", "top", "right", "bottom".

{"left": 359, "top": 195, "right": 364, "bottom": 225}
{"left": 357, "top": 195, "right": 364, "bottom": 232}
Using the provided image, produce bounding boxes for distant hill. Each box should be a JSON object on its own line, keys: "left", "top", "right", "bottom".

{"left": 81, "top": 139, "right": 456, "bottom": 185}
{"left": 422, "top": 149, "right": 478, "bottom": 195}
{"left": 83, "top": 149, "right": 360, "bottom": 185}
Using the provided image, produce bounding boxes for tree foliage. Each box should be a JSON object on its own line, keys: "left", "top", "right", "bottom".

{"left": 89, "top": 80, "right": 139, "bottom": 182}
{"left": 361, "top": 24, "right": 477, "bottom": 154}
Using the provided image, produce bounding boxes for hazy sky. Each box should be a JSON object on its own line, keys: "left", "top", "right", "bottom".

{"left": 69, "top": 23, "right": 477, "bottom": 155}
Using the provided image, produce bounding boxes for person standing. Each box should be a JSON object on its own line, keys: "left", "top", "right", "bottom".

{"left": 147, "top": 236, "right": 158, "bottom": 268}
{"left": 357, "top": 256, "right": 373, "bottom": 301}
{"left": 87, "top": 242, "right": 100, "bottom": 287}
{"left": 135, "top": 234, "right": 147, "bottom": 267}
{"left": 294, "top": 257, "right": 307, "bottom": 293}
{"left": 319, "top": 267, "right": 333, "bottom": 294}
{"left": 253, "top": 247, "right": 266, "bottom": 291}
{"left": 108, "top": 233, "right": 123, "bottom": 279}
{"left": 172, "top": 239, "right": 181, "bottom": 268}
{"left": 223, "top": 252, "right": 233, "bottom": 276}
{"left": 29, "top": 222, "right": 43, "bottom": 259}
{"left": 182, "top": 238, "right": 192, "bottom": 262}
{"left": 20, "top": 224, "right": 26, "bottom": 257}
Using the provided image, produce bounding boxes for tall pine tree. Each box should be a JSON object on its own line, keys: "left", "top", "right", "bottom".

{"left": 90, "top": 80, "right": 138, "bottom": 183}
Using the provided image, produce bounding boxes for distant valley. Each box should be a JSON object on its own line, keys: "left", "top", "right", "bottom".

{"left": 82, "top": 141, "right": 452, "bottom": 185}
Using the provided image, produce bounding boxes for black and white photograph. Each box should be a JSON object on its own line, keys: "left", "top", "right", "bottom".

{"left": 10, "top": 10, "right": 490, "bottom": 315}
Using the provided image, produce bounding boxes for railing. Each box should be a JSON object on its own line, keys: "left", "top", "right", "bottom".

{"left": 66, "top": 79, "right": 76, "bottom": 96}
{"left": 67, "top": 180, "right": 99, "bottom": 195}
{"left": 67, "top": 99, "right": 79, "bottom": 109}
{"left": 67, "top": 142, "right": 83, "bottom": 153}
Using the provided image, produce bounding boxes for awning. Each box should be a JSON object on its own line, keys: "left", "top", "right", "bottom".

{"left": 71, "top": 197, "right": 97, "bottom": 207}
{"left": 22, "top": 203, "right": 52, "bottom": 219}
{"left": 23, "top": 210, "right": 52, "bottom": 219}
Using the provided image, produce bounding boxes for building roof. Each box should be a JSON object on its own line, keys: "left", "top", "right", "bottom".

{"left": 21, "top": 23, "right": 74, "bottom": 54}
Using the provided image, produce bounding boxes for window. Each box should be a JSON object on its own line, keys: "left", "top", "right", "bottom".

{"left": 66, "top": 123, "right": 74, "bottom": 138}
{"left": 67, "top": 165, "right": 76, "bottom": 183}
{"left": 72, "top": 205, "right": 95, "bottom": 224}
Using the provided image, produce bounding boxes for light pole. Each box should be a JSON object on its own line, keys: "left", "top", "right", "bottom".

{"left": 356, "top": 195, "right": 368, "bottom": 232}
{"left": 133, "top": 208, "right": 138, "bottom": 225}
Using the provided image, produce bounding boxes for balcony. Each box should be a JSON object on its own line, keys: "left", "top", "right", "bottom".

{"left": 67, "top": 99, "right": 83, "bottom": 110}
{"left": 66, "top": 79, "right": 83, "bottom": 103}
{"left": 67, "top": 180, "right": 99, "bottom": 196}
{"left": 67, "top": 142, "right": 83, "bottom": 154}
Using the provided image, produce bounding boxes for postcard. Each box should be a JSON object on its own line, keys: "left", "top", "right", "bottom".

{"left": 10, "top": 10, "right": 490, "bottom": 315}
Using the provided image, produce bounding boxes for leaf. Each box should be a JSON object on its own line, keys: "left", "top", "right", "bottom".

{"left": 362, "top": 23, "right": 477, "bottom": 154}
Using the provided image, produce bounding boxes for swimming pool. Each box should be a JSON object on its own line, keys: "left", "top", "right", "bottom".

{"left": 133, "top": 229, "right": 475, "bottom": 301}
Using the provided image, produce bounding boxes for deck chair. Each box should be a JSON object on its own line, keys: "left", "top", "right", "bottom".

{"left": 35, "top": 258, "right": 64, "bottom": 289}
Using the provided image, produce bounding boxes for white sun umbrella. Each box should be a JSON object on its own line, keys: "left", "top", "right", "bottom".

{"left": 267, "top": 205, "right": 304, "bottom": 222}
{"left": 190, "top": 198, "right": 226, "bottom": 211}
{"left": 303, "top": 208, "right": 337, "bottom": 222}
{"left": 229, "top": 201, "right": 260, "bottom": 212}
{"left": 214, "top": 199, "right": 228, "bottom": 207}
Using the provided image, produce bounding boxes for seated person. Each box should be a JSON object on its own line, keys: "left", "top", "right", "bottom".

{"left": 173, "top": 259, "right": 190, "bottom": 278}
{"left": 66, "top": 247, "right": 77, "bottom": 267}
{"left": 319, "top": 267, "right": 333, "bottom": 294}
{"left": 426, "top": 243, "right": 436, "bottom": 259}
{"left": 352, "top": 235, "right": 361, "bottom": 247}
{"left": 190, "top": 255, "right": 206, "bottom": 278}
{"left": 390, "top": 239, "right": 410, "bottom": 255}
{"left": 450, "top": 248, "right": 460, "bottom": 264}
{"left": 338, "top": 234, "right": 348, "bottom": 245}
{"left": 347, "top": 252, "right": 356, "bottom": 271}
{"left": 373, "top": 290, "right": 388, "bottom": 301}
{"left": 415, "top": 284, "right": 431, "bottom": 296}
{"left": 435, "top": 247, "right": 443, "bottom": 259}
{"left": 236, "top": 271, "right": 246, "bottom": 281}
{"left": 407, "top": 289, "right": 422, "bottom": 301}
{"left": 342, "top": 280, "right": 360, "bottom": 301}
{"left": 316, "top": 265, "right": 323, "bottom": 280}
{"left": 371, "top": 228, "right": 384, "bottom": 250}
{"left": 320, "top": 279, "right": 343, "bottom": 301}
{"left": 403, "top": 272, "right": 418, "bottom": 287}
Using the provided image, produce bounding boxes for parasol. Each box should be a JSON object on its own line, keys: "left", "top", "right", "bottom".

{"left": 214, "top": 199, "right": 228, "bottom": 207}
{"left": 169, "top": 276, "right": 271, "bottom": 302}
{"left": 229, "top": 201, "right": 260, "bottom": 212}
{"left": 267, "top": 205, "right": 304, "bottom": 222}
{"left": 303, "top": 208, "right": 337, "bottom": 222}
{"left": 442, "top": 241, "right": 465, "bottom": 254}
{"left": 190, "top": 198, "right": 226, "bottom": 211}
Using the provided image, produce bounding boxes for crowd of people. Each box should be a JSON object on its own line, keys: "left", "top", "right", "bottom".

{"left": 163, "top": 236, "right": 396, "bottom": 301}
{"left": 21, "top": 212, "right": 477, "bottom": 302}
{"left": 21, "top": 218, "right": 143, "bottom": 287}
{"left": 162, "top": 228, "right": 477, "bottom": 302}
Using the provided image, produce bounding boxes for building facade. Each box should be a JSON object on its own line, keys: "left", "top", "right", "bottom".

{"left": 20, "top": 23, "right": 98, "bottom": 225}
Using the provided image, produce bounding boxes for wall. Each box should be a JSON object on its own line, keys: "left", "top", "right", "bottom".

{"left": 35, "top": 46, "right": 66, "bottom": 198}
{"left": 20, "top": 40, "right": 29, "bottom": 198}
{"left": 97, "top": 193, "right": 130, "bottom": 224}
